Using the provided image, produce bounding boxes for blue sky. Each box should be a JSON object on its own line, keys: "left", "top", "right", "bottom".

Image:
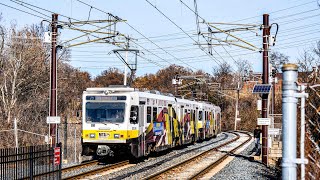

{"left": 0, "top": 0, "right": 319, "bottom": 77}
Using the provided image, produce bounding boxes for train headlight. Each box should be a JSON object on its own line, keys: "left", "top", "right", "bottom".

{"left": 89, "top": 133, "right": 95, "bottom": 138}
{"left": 114, "top": 134, "right": 120, "bottom": 139}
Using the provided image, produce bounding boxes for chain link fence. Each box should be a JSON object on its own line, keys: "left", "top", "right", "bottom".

{"left": 58, "top": 120, "right": 84, "bottom": 165}
{"left": 304, "top": 69, "right": 320, "bottom": 179}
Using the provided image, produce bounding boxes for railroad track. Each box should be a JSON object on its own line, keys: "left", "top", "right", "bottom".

{"left": 143, "top": 131, "right": 252, "bottom": 180}
{"left": 62, "top": 159, "right": 99, "bottom": 173}
{"left": 62, "top": 160, "right": 130, "bottom": 179}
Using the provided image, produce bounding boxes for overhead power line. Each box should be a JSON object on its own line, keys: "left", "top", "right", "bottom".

{"left": 9, "top": 0, "right": 166, "bottom": 69}
{"left": 145, "top": 0, "right": 224, "bottom": 69}
{"left": 74, "top": 0, "right": 198, "bottom": 71}
{"left": 0, "top": 2, "right": 50, "bottom": 21}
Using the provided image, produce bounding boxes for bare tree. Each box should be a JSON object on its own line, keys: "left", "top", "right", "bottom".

{"left": 270, "top": 51, "right": 289, "bottom": 72}
{"left": 212, "top": 62, "right": 233, "bottom": 89}
{"left": 235, "top": 59, "right": 252, "bottom": 82}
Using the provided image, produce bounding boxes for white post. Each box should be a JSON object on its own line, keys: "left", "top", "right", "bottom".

{"left": 234, "top": 82, "right": 239, "bottom": 130}
{"left": 14, "top": 118, "right": 18, "bottom": 149}
{"left": 234, "top": 97, "right": 238, "bottom": 130}
{"left": 300, "top": 85, "right": 306, "bottom": 180}
{"left": 74, "top": 128, "right": 77, "bottom": 163}
{"left": 124, "top": 50, "right": 128, "bottom": 86}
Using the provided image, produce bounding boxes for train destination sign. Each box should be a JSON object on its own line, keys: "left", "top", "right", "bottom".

{"left": 86, "top": 96, "right": 126, "bottom": 101}
{"left": 257, "top": 118, "right": 271, "bottom": 125}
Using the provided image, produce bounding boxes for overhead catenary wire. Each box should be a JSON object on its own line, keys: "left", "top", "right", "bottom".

{"left": 9, "top": 0, "right": 166, "bottom": 69}
{"left": 179, "top": 0, "right": 259, "bottom": 65}
{"left": 74, "top": 0, "right": 199, "bottom": 71}
{"left": 135, "top": 0, "right": 317, "bottom": 41}
{"left": 3, "top": 0, "right": 318, "bottom": 73}
{"left": 70, "top": 27, "right": 320, "bottom": 61}
{"left": 145, "top": 0, "right": 225, "bottom": 70}
{"left": 0, "top": 2, "right": 50, "bottom": 21}
{"left": 70, "top": 37, "right": 320, "bottom": 69}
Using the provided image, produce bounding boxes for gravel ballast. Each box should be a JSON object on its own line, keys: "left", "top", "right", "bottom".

{"left": 95, "top": 132, "right": 236, "bottom": 180}
{"left": 211, "top": 142, "right": 281, "bottom": 180}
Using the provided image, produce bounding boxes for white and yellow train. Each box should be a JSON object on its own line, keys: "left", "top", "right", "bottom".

{"left": 81, "top": 86, "right": 221, "bottom": 157}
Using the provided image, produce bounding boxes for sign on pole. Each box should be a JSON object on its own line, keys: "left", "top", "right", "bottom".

{"left": 54, "top": 147, "right": 60, "bottom": 166}
{"left": 236, "top": 118, "right": 241, "bottom": 121}
{"left": 268, "top": 128, "right": 280, "bottom": 135}
{"left": 257, "top": 118, "right": 271, "bottom": 126}
{"left": 46, "top": 116, "right": 61, "bottom": 124}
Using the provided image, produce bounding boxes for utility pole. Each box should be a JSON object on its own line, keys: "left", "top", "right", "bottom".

{"left": 49, "top": 14, "right": 58, "bottom": 146}
{"left": 124, "top": 38, "right": 129, "bottom": 86}
{"left": 272, "top": 68, "right": 275, "bottom": 122}
{"left": 262, "top": 14, "right": 270, "bottom": 165}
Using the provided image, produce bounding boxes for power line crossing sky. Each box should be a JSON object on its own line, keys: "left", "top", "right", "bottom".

{"left": 0, "top": 0, "right": 319, "bottom": 77}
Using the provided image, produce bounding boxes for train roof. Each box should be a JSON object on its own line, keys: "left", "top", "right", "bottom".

{"left": 84, "top": 86, "right": 217, "bottom": 108}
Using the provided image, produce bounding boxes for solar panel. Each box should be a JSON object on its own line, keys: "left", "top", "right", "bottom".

{"left": 252, "top": 84, "right": 272, "bottom": 94}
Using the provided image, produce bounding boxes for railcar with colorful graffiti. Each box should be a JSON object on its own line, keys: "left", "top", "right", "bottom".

{"left": 81, "top": 86, "right": 221, "bottom": 158}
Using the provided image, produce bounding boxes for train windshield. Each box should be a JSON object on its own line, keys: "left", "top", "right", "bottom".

{"left": 86, "top": 102, "right": 125, "bottom": 123}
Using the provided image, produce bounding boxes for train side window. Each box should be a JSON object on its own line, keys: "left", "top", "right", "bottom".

{"left": 130, "top": 106, "right": 139, "bottom": 124}
{"left": 153, "top": 107, "right": 157, "bottom": 122}
{"left": 147, "top": 106, "right": 151, "bottom": 123}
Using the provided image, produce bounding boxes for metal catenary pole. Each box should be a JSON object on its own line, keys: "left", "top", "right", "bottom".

{"left": 262, "top": 14, "right": 270, "bottom": 165}
{"left": 49, "top": 14, "right": 58, "bottom": 146}
{"left": 281, "top": 64, "right": 298, "bottom": 180}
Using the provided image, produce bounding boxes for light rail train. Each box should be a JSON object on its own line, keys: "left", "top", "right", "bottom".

{"left": 81, "top": 86, "right": 221, "bottom": 158}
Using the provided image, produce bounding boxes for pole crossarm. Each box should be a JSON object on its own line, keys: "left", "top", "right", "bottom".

{"left": 205, "top": 22, "right": 260, "bottom": 27}
{"left": 199, "top": 34, "right": 258, "bottom": 51}
{"left": 68, "top": 19, "right": 126, "bottom": 24}
{"left": 208, "top": 27, "right": 258, "bottom": 34}
{"left": 65, "top": 36, "right": 115, "bottom": 48}
{"left": 206, "top": 23, "right": 260, "bottom": 50}
{"left": 113, "top": 50, "right": 138, "bottom": 71}
{"left": 62, "top": 22, "right": 121, "bottom": 45}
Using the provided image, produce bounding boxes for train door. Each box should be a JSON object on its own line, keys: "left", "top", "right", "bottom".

{"left": 195, "top": 108, "right": 199, "bottom": 141}
{"left": 139, "top": 105, "right": 145, "bottom": 156}
{"left": 130, "top": 105, "right": 144, "bottom": 157}
{"left": 180, "top": 105, "right": 185, "bottom": 143}
{"left": 170, "top": 105, "right": 180, "bottom": 147}
{"left": 213, "top": 110, "right": 216, "bottom": 136}
{"left": 190, "top": 109, "right": 196, "bottom": 142}
{"left": 168, "top": 104, "right": 173, "bottom": 147}
{"left": 210, "top": 110, "right": 214, "bottom": 136}
{"left": 198, "top": 110, "right": 204, "bottom": 140}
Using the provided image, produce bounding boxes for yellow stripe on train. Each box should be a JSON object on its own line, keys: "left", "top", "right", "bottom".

{"left": 197, "top": 121, "right": 203, "bottom": 129}
{"left": 82, "top": 130, "right": 139, "bottom": 140}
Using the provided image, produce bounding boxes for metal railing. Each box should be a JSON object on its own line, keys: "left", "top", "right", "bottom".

{"left": 0, "top": 144, "right": 62, "bottom": 179}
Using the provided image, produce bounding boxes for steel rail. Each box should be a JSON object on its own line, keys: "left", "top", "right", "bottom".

{"left": 62, "top": 159, "right": 99, "bottom": 172}
{"left": 62, "top": 160, "right": 130, "bottom": 179}
{"left": 143, "top": 132, "right": 242, "bottom": 180}
{"left": 190, "top": 132, "right": 252, "bottom": 179}
{"left": 21, "top": 160, "right": 99, "bottom": 179}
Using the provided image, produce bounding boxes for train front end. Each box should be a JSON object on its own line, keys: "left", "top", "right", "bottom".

{"left": 81, "top": 87, "right": 139, "bottom": 157}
